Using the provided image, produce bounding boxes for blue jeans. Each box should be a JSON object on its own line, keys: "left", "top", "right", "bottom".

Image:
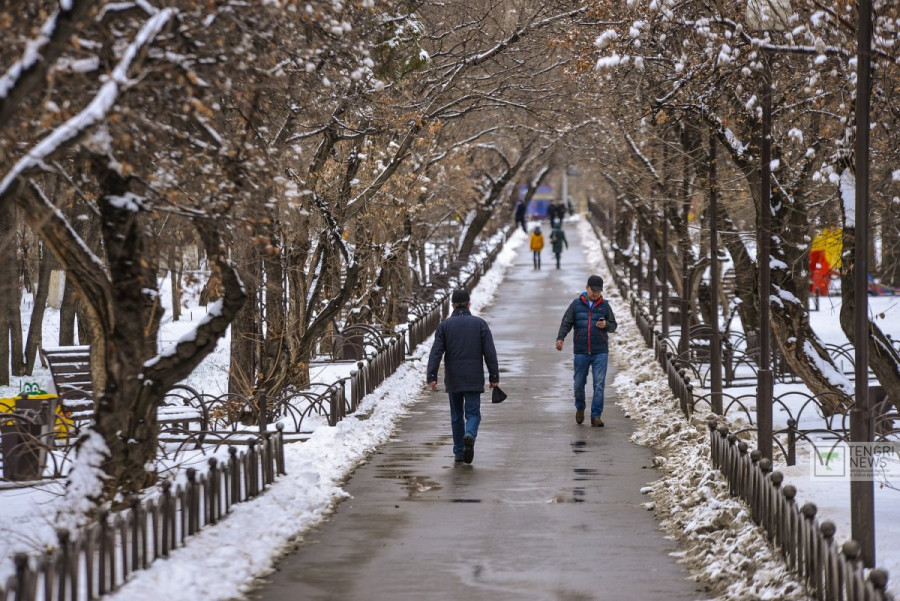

{"left": 448, "top": 391, "right": 482, "bottom": 458}
{"left": 573, "top": 353, "right": 609, "bottom": 418}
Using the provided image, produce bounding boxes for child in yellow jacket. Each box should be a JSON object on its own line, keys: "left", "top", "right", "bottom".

{"left": 530, "top": 226, "right": 545, "bottom": 270}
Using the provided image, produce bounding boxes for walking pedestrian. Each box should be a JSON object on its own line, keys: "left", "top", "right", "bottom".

{"left": 550, "top": 225, "right": 568, "bottom": 269}
{"left": 427, "top": 289, "right": 500, "bottom": 464}
{"left": 530, "top": 226, "right": 545, "bottom": 270}
{"left": 555, "top": 275, "right": 617, "bottom": 427}
{"left": 514, "top": 201, "right": 527, "bottom": 233}
{"left": 549, "top": 200, "right": 565, "bottom": 228}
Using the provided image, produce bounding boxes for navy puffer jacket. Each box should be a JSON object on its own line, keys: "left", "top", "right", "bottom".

{"left": 556, "top": 293, "right": 617, "bottom": 354}
{"left": 427, "top": 307, "right": 499, "bottom": 393}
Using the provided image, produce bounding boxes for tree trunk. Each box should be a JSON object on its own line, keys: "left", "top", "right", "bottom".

{"left": 0, "top": 197, "right": 21, "bottom": 382}
{"left": 25, "top": 242, "right": 54, "bottom": 373}
{"left": 59, "top": 274, "right": 77, "bottom": 345}
{"left": 229, "top": 245, "right": 259, "bottom": 396}
{"left": 456, "top": 207, "right": 493, "bottom": 264}
{"left": 709, "top": 114, "right": 851, "bottom": 415}
{"left": 839, "top": 188, "right": 900, "bottom": 412}
{"left": 169, "top": 244, "right": 182, "bottom": 322}
{"left": 286, "top": 238, "right": 311, "bottom": 389}
{"left": 19, "top": 174, "right": 245, "bottom": 499}
{"left": 258, "top": 230, "right": 288, "bottom": 396}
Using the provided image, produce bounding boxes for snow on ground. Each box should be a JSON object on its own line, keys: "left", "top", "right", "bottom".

{"left": 5, "top": 219, "right": 894, "bottom": 599}
{"left": 578, "top": 219, "right": 811, "bottom": 601}
{"left": 0, "top": 230, "right": 527, "bottom": 583}
{"left": 686, "top": 290, "right": 900, "bottom": 593}
{"left": 97, "top": 227, "right": 529, "bottom": 601}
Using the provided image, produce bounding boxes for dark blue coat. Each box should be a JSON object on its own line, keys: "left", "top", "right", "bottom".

{"left": 514, "top": 202, "right": 526, "bottom": 221}
{"left": 427, "top": 308, "right": 499, "bottom": 393}
{"left": 556, "top": 293, "right": 617, "bottom": 354}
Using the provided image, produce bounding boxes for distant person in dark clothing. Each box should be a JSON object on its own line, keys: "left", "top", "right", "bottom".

{"left": 549, "top": 201, "right": 565, "bottom": 228}
{"left": 555, "top": 275, "right": 617, "bottom": 427}
{"left": 514, "top": 201, "right": 527, "bottom": 233}
{"left": 550, "top": 225, "right": 568, "bottom": 269}
{"left": 427, "top": 289, "right": 500, "bottom": 464}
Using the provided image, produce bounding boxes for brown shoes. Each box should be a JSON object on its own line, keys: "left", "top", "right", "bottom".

{"left": 591, "top": 416, "right": 605, "bottom": 427}
{"left": 575, "top": 409, "right": 585, "bottom": 424}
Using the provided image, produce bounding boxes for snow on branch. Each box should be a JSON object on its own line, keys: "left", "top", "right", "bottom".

{"left": 0, "top": 0, "right": 92, "bottom": 125}
{"left": 0, "top": 9, "right": 61, "bottom": 99}
{"left": 623, "top": 130, "right": 664, "bottom": 189}
{"left": 0, "top": 8, "right": 176, "bottom": 205}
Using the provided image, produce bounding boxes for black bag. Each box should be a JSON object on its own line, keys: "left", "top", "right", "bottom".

{"left": 491, "top": 386, "right": 507, "bottom": 404}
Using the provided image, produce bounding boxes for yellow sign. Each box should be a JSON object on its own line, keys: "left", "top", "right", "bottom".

{"left": 0, "top": 393, "right": 73, "bottom": 438}
{"left": 811, "top": 227, "right": 842, "bottom": 269}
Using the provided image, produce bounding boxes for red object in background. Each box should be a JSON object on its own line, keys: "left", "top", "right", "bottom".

{"left": 809, "top": 249, "right": 831, "bottom": 295}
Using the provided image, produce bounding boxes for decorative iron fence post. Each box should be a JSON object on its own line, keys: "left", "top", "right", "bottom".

{"left": 208, "top": 458, "right": 219, "bottom": 525}
{"left": 14, "top": 553, "right": 29, "bottom": 601}
{"left": 229, "top": 447, "right": 240, "bottom": 507}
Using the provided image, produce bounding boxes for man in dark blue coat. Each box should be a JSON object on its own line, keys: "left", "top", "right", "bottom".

{"left": 514, "top": 201, "right": 527, "bottom": 233}
{"left": 427, "top": 289, "right": 500, "bottom": 464}
{"left": 555, "top": 275, "right": 617, "bottom": 427}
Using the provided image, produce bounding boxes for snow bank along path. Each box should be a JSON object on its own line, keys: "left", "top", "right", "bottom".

{"left": 579, "top": 219, "right": 810, "bottom": 601}
{"left": 106, "top": 230, "right": 529, "bottom": 601}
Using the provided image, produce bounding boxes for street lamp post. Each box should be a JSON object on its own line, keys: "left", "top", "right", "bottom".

{"left": 757, "top": 48, "right": 774, "bottom": 461}
{"left": 851, "top": 0, "right": 875, "bottom": 568}
{"left": 747, "top": 0, "right": 790, "bottom": 461}
{"left": 661, "top": 211, "right": 670, "bottom": 337}
{"left": 709, "top": 130, "right": 723, "bottom": 414}
{"left": 649, "top": 216, "right": 657, "bottom": 318}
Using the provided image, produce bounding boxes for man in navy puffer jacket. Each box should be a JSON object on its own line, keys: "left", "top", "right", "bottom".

{"left": 427, "top": 289, "right": 500, "bottom": 464}
{"left": 555, "top": 275, "right": 617, "bottom": 427}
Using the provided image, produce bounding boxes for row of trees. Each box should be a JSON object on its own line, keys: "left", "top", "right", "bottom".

{"left": 575, "top": 0, "right": 900, "bottom": 415}
{"left": 3, "top": 0, "right": 898, "bottom": 505}
{"left": 0, "top": 0, "right": 604, "bottom": 501}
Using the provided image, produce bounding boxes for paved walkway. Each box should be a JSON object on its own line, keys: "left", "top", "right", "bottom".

{"left": 248, "top": 225, "right": 705, "bottom": 601}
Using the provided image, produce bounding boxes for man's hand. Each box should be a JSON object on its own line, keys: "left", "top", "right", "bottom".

{"left": 555, "top": 339, "right": 564, "bottom": 351}
{"left": 428, "top": 381, "right": 437, "bottom": 391}
{"left": 490, "top": 381, "right": 499, "bottom": 388}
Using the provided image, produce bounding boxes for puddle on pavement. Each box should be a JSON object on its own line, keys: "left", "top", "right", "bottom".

{"left": 374, "top": 470, "right": 441, "bottom": 499}
{"left": 550, "top": 490, "right": 586, "bottom": 503}
{"left": 572, "top": 467, "right": 597, "bottom": 482}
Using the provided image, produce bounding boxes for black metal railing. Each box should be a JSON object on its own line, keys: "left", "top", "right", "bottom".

{"left": 585, "top": 210, "right": 894, "bottom": 601}
{"left": 0, "top": 224, "right": 514, "bottom": 601}
{"left": 709, "top": 419, "right": 892, "bottom": 601}
{"left": 0, "top": 429, "right": 285, "bottom": 601}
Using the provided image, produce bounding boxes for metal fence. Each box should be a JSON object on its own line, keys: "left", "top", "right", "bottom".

{"left": 0, "top": 224, "right": 513, "bottom": 601}
{"left": 586, "top": 211, "right": 895, "bottom": 601}
{"left": 0, "top": 429, "right": 285, "bottom": 601}
{"left": 709, "top": 420, "right": 893, "bottom": 601}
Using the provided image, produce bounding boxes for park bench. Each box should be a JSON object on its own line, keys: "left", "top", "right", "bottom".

{"left": 40, "top": 345, "right": 94, "bottom": 433}
{"left": 39, "top": 347, "right": 207, "bottom": 444}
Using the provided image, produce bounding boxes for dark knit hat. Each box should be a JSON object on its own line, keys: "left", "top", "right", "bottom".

{"left": 451, "top": 288, "right": 470, "bottom": 304}
{"left": 587, "top": 275, "right": 604, "bottom": 291}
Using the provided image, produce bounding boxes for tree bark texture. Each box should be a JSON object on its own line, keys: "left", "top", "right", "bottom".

{"left": 25, "top": 241, "right": 54, "bottom": 373}
{"left": 840, "top": 213, "right": 900, "bottom": 416}
{"left": 708, "top": 114, "right": 851, "bottom": 415}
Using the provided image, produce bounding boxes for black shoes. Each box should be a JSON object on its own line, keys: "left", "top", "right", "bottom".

{"left": 591, "top": 416, "right": 605, "bottom": 427}
{"left": 575, "top": 409, "right": 584, "bottom": 424}
{"left": 463, "top": 435, "right": 475, "bottom": 464}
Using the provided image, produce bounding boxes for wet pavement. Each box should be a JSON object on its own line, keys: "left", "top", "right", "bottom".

{"left": 248, "top": 225, "right": 705, "bottom": 601}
